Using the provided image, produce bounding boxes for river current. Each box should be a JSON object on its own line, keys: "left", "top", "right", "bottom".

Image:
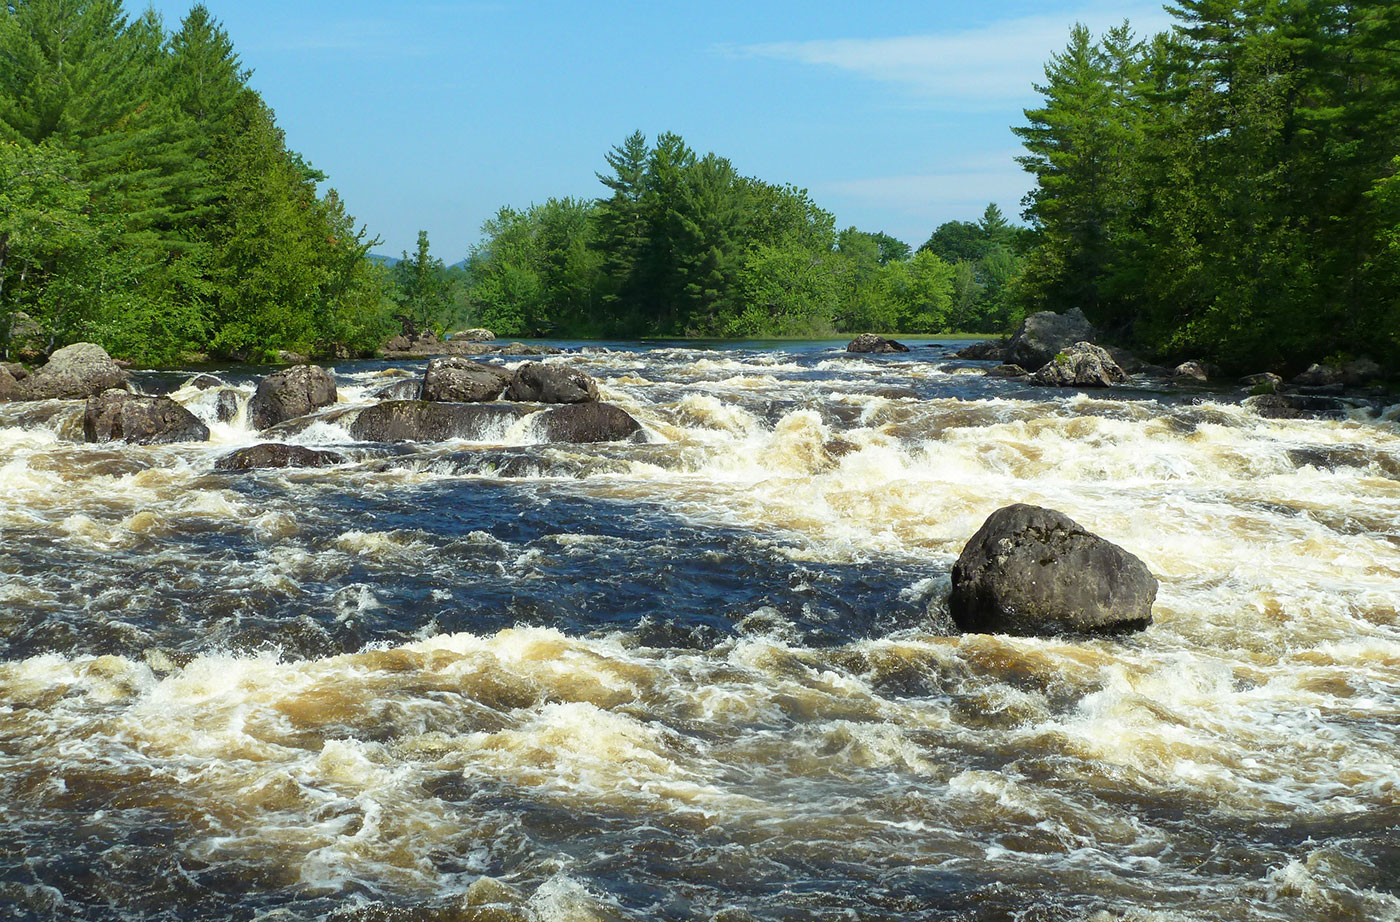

{"left": 2, "top": 339, "right": 1399, "bottom": 921}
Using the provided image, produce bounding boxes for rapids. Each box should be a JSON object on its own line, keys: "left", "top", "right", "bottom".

{"left": 1, "top": 339, "right": 1398, "bottom": 921}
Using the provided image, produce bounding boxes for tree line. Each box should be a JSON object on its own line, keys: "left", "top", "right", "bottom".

{"left": 0, "top": 0, "right": 392, "bottom": 364}
{"left": 1017, "top": 0, "right": 1400, "bottom": 371}
{"left": 429, "top": 131, "right": 1027, "bottom": 340}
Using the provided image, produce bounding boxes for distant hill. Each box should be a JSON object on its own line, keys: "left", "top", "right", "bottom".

{"left": 368, "top": 253, "right": 469, "bottom": 270}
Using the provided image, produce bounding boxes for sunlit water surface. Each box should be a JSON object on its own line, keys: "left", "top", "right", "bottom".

{"left": 2, "top": 339, "right": 1399, "bottom": 921}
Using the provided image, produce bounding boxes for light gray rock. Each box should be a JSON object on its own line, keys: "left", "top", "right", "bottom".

{"left": 505, "top": 362, "right": 599, "bottom": 403}
{"left": 1007, "top": 308, "right": 1097, "bottom": 369}
{"left": 13, "top": 342, "right": 129, "bottom": 401}
{"left": 1030, "top": 342, "right": 1127, "bottom": 387}
{"left": 421, "top": 357, "right": 511, "bottom": 402}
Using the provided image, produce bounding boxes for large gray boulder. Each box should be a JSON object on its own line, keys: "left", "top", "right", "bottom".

{"left": 84, "top": 389, "right": 210, "bottom": 444}
{"left": 949, "top": 504, "right": 1157, "bottom": 636}
{"left": 1008, "top": 308, "right": 1097, "bottom": 369}
{"left": 454, "top": 328, "right": 495, "bottom": 342}
{"left": 349, "top": 400, "right": 530, "bottom": 442}
{"left": 0, "top": 365, "right": 17, "bottom": 401}
{"left": 248, "top": 364, "right": 337, "bottom": 430}
{"left": 421, "top": 357, "right": 511, "bottom": 402}
{"left": 534, "top": 402, "right": 642, "bottom": 443}
{"left": 1030, "top": 342, "right": 1127, "bottom": 387}
{"left": 11, "top": 342, "right": 128, "bottom": 401}
{"left": 505, "top": 362, "right": 599, "bottom": 403}
{"left": 846, "top": 333, "right": 910, "bottom": 354}
{"left": 214, "top": 443, "right": 346, "bottom": 471}
{"left": 370, "top": 379, "right": 423, "bottom": 401}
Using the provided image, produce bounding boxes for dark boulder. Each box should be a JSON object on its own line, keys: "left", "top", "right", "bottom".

{"left": 1341, "top": 358, "right": 1383, "bottom": 386}
{"left": 383, "top": 334, "right": 411, "bottom": 353}
{"left": 949, "top": 504, "right": 1157, "bottom": 636}
{"left": 349, "top": 400, "right": 531, "bottom": 442}
{"left": 846, "top": 333, "right": 910, "bottom": 354}
{"left": 421, "top": 357, "right": 511, "bottom": 402}
{"left": 1008, "top": 308, "right": 1097, "bottom": 369}
{"left": 505, "top": 362, "right": 599, "bottom": 403}
{"left": 215, "top": 389, "right": 240, "bottom": 423}
{"left": 534, "top": 402, "right": 642, "bottom": 443}
{"left": 986, "top": 363, "right": 1029, "bottom": 378}
{"left": 954, "top": 340, "right": 1009, "bottom": 361}
{"left": 1, "top": 361, "right": 28, "bottom": 381}
{"left": 371, "top": 379, "right": 423, "bottom": 401}
{"left": 1030, "top": 342, "right": 1127, "bottom": 387}
{"left": 1105, "top": 347, "right": 1145, "bottom": 374}
{"left": 12, "top": 342, "right": 128, "bottom": 401}
{"left": 84, "top": 389, "right": 210, "bottom": 444}
{"left": 214, "top": 443, "right": 346, "bottom": 471}
{"left": 247, "top": 364, "right": 337, "bottom": 430}
{"left": 1291, "top": 363, "right": 1345, "bottom": 388}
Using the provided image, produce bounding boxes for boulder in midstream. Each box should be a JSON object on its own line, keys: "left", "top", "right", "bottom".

{"left": 846, "top": 333, "right": 910, "bottom": 354}
{"left": 83, "top": 389, "right": 210, "bottom": 444}
{"left": 349, "top": 400, "right": 531, "bottom": 442}
{"left": 215, "top": 389, "right": 240, "bottom": 423}
{"left": 214, "top": 443, "right": 346, "bottom": 471}
{"left": 533, "top": 402, "right": 643, "bottom": 443}
{"left": 1007, "top": 308, "right": 1097, "bottom": 369}
{"left": 371, "top": 379, "right": 423, "bottom": 401}
{"left": 504, "top": 362, "right": 599, "bottom": 403}
{"left": 1030, "top": 342, "right": 1128, "bottom": 387}
{"left": 949, "top": 503, "right": 1157, "bottom": 637}
{"left": 247, "top": 364, "right": 337, "bottom": 430}
{"left": 421, "top": 357, "right": 511, "bottom": 402}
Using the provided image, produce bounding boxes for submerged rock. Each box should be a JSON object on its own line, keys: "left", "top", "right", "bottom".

{"left": 10, "top": 342, "right": 128, "bottom": 401}
{"left": 421, "top": 357, "right": 511, "bottom": 402}
{"left": 1030, "top": 342, "right": 1127, "bottom": 387}
{"left": 248, "top": 364, "right": 337, "bottom": 430}
{"left": 498, "top": 341, "right": 563, "bottom": 356}
{"left": 371, "top": 379, "right": 423, "bottom": 401}
{"left": 846, "top": 333, "right": 910, "bottom": 354}
{"left": 534, "top": 402, "right": 642, "bottom": 443}
{"left": 214, "top": 443, "right": 346, "bottom": 471}
{"left": 83, "top": 389, "right": 210, "bottom": 444}
{"left": 949, "top": 504, "right": 1157, "bottom": 636}
{"left": 986, "top": 363, "right": 1029, "bottom": 378}
{"left": 1245, "top": 393, "right": 1377, "bottom": 420}
{"left": 186, "top": 373, "right": 225, "bottom": 390}
{"left": 349, "top": 400, "right": 531, "bottom": 442}
{"left": 1008, "top": 308, "right": 1097, "bottom": 369}
{"left": 505, "top": 362, "right": 599, "bottom": 403}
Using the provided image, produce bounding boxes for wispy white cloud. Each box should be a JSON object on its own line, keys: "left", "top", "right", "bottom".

{"left": 730, "top": 3, "right": 1175, "bottom": 109}
{"left": 824, "top": 160, "right": 1031, "bottom": 218}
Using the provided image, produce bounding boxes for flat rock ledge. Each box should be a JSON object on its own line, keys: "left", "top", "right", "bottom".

{"left": 949, "top": 503, "right": 1157, "bottom": 637}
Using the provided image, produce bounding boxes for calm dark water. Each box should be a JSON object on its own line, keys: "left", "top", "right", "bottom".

{"left": 2, "top": 340, "right": 1399, "bottom": 921}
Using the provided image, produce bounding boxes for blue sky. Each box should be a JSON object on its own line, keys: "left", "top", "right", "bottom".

{"left": 138, "top": 0, "right": 1176, "bottom": 260}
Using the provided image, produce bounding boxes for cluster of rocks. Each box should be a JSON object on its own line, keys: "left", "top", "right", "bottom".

{"left": 0, "top": 343, "right": 644, "bottom": 469}
{"left": 379, "top": 327, "right": 562, "bottom": 360}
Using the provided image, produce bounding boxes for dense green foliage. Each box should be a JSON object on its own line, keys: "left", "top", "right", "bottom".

{"left": 0, "top": 0, "right": 391, "bottom": 363}
{"left": 1017, "top": 2, "right": 1400, "bottom": 371}
{"left": 458, "top": 132, "right": 990, "bottom": 339}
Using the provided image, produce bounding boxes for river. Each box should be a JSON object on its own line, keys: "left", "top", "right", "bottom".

{"left": 2, "top": 339, "right": 1398, "bottom": 921}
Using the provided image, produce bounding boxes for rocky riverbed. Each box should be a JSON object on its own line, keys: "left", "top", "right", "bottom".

{"left": 1, "top": 338, "right": 1399, "bottom": 921}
